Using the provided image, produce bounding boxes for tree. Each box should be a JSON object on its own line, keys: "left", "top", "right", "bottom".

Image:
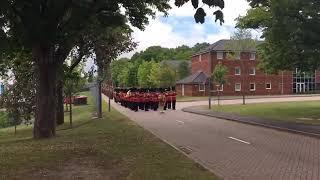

{"left": 0, "top": 51, "right": 36, "bottom": 134}
{"left": 158, "top": 62, "right": 177, "bottom": 88}
{"left": 149, "top": 62, "right": 161, "bottom": 88}
{"left": 111, "top": 59, "right": 130, "bottom": 87}
{"left": 178, "top": 61, "right": 191, "bottom": 79}
{"left": 237, "top": 0, "right": 320, "bottom": 72}
{"left": 138, "top": 61, "right": 153, "bottom": 88}
{"left": 224, "top": 28, "right": 257, "bottom": 104}
{"left": 212, "top": 63, "right": 228, "bottom": 106}
{"left": 63, "top": 63, "right": 86, "bottom": 127}
{"left": 0, "top": 0, "right": 225, "bottom": 138}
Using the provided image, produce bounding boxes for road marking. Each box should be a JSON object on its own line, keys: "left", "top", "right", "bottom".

{"left": 176, "top": 120, "right": 185, "bottom": 124}
{"left": 228, "top": 137, "right": 251, "bottom": 145}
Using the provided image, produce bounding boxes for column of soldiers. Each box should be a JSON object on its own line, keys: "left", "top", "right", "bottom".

{"left": 113, "top": 88, "right": 177, "bottom": 112}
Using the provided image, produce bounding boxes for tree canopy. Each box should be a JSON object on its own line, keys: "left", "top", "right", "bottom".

{"left": 237, "top": 0, "right": 320, "bottom": 72}
{"left": 131, "top": 43, "right": 210, "bottom": 62}
{"left": 0, "top": 0, "right": 226, "bottom": 138}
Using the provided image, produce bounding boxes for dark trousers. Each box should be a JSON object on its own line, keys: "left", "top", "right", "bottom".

{"left": 164, "top": 102, "right": 167, "bottom": 110}
{"left": 145, "top": 102, "right": 149, "bottom": 111}
{"left": 172, "top": 100, "right": 176, "bottom": 110}
{"left": 139, "top": 102, "right": 144, "bottom": 110}
{"left": 134, "top": 102, "right": 139, "bottom": 112}
{"left": 167, "top": 101, "right": 172, "bottom": 109}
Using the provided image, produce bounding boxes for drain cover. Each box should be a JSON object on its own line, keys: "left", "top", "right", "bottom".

{"left": 178, "top": 146, "right": 193, "bottom": 154}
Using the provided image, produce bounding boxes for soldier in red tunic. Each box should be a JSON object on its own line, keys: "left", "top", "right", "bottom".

{"left": 171, "top": 90, "right": 177, "bottom": 110}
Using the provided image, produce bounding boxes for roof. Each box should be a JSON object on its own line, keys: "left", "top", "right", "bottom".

{"left": 193, "top": 39, "right": 264, "bottom": 56}
{"left": 176, "top": 71, "right": 208, "bottom": 85}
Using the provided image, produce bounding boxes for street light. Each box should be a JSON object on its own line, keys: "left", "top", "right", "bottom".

{"left": 208, "top": 77, "right": 212, "bottom": 109}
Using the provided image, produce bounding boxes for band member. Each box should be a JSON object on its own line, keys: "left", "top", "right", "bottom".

{"left": 171, "top": 90, "right": 177, "bottom": 110}
{"left": 166, "top": 91, "right": 172, "bottom": 109}
{"left": 144, "top": 91, "right": 150, "bottom": 111}
{"left": 159, "top": 93, "right": 166, "bottom": 113}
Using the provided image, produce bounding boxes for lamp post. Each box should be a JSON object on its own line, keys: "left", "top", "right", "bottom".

{"left": 208, "top": 77, "right": 212, "bottom": 109}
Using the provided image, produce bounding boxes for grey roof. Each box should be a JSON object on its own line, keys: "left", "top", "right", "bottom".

{"left": 176, "top": 71, "right": 208, "bottom": 85}
{"left": 193, "top": 39, "right": 264, "bottom": 56}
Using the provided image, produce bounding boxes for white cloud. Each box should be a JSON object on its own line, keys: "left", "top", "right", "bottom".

{"left": 120, "top": 0, "right": 251, "bottom": 58}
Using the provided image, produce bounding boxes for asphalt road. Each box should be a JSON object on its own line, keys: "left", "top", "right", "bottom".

{"left": 103, "top": 95, "right": 320, "bottom": 180}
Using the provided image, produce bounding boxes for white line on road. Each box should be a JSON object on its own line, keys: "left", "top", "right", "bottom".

{"left": 176, "top": 120, "right": 185, "bottom": 124}
{"left": 228, "top": 137, "right": 251, "bottom": 145}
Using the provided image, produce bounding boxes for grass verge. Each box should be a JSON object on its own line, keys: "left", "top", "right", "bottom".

{"left": 0, "top": 92, "right": 217, "bottom": 180}
{"left": 214, "top": 101, "right": 320, "bottom": 125}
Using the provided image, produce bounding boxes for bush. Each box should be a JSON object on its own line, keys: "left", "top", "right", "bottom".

{"left": 0, "top": 112, "right": 10, "bottom": 128}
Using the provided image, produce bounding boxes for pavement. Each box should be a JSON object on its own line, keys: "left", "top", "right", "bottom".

{"left": 183, "top": 106, "right": 320, "bottom": 138}
{"left": 103, "top": 95, "right": 320, "bottom": 180}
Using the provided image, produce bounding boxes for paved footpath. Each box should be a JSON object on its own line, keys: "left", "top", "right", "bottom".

{"left": 103, "top": 95, "right": 320, "bottom": 180}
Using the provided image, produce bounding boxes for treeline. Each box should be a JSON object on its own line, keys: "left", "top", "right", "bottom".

{"left": 131, "top": 43, "right": 210, "bottom": 63}
{"left": 111, "top": 43, "right": 210, "bottom": 88}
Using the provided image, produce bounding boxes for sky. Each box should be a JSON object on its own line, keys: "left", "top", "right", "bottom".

{"left": 119, "top": 0, "right": 261, "bottom": 58}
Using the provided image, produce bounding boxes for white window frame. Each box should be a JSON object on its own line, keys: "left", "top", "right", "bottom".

{"left": 249, "top": 67, "right": 256, "bottom": 75}
{"left": 266, "top": 83, "right": 272, "bottom": 90}
{"left": 216, "top": 84, "right": 224, "bottom": 92}
{"left": 235, "top": 52, "right": 241, "bottom": 60}
{"left": 199, "top": 84, "right": 205, "bottom": 92}
{"left": 217, "top": 52, "right": 223, "bottom": 60}
{"left": 250, "top": 83, "right": 256, "bottom": 91}
{"left": 235, "top": 67, "right": 241, "bottom": 75}
{"left": 235, "top": 83, "right": 241, "bottom": 92}
{"left": 250, "top": 52, "right": 256, "bottom": 60}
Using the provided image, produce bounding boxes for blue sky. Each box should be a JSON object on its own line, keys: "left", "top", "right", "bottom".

{"left": 116, "top": 0, "right": 263, "bottom": 59}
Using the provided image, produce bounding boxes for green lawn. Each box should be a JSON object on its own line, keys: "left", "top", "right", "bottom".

{"left": 214, "top": 101, "right": 320, "bottom": 125}
{"left": 0, "top": 92, "right": 217, "bottom": 180}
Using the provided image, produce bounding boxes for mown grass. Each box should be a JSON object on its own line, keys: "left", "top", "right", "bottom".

{"left": 0, "top": 92, "right": 217, "bottom": 180}
{"left": 214, "top": 101, "right": 320, "bottom": 125}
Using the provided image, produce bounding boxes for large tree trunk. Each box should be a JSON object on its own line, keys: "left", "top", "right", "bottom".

{"left": 33, "top": 47, "right": 58, "bottom": 138}
{"left": 56, "top": 80, "right": 64, "bottom": 125}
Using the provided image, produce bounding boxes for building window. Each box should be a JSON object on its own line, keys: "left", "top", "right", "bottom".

{"left": 235, "top": 52, "right": 241, "bottom": 60}
{"left": 217, "top": 52, "right": 223, "bottom": 60}
{"left": 266, "top": 83, "right": 272, "bottom": 89}
{"left": 216, "top": 84, "right": 224, "bottom": 91}
{"left": 235, "top": 67, "right": 241, "bottom": 75}
{"left": 249, "top": 67, "right": 256, "bottom": 75}
{"left": 235, "top": 83, "right": 241, "bottom": 92}
{"left": 250, "top": 83, "right": 256, "bottom": 91}
{"left": 250, "top": 53, "right": 256, "bottom": 60}
{"left": 199, "top": 54, "right": 202, "bottom": 62}
{"left": 199, "top": 84, "right": 205, "bottom": 91}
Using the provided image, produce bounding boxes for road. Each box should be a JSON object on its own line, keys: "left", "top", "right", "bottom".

{"left": 103, "top": 95, "right": 320, "bottom": 180}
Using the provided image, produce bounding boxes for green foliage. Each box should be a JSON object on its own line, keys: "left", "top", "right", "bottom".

{"left": 0, "top": 112, "right": 9, "bottom": 128}
{"left": 174, "top": 0, "right": 225, "bottom": 24}
{"left": 237, "top": 0, "right": 320, "bottom": 72}
{"left": 0, "top": 51, "right": 36, "bottom": 128}
{"left": 131, "top": 43, "right": 210, "bottom": 63}
{"left": 158, "top": 62, "right": 177, "bottom": 88}
{"left": 178, "top": 61, "right": 191, "bottom": 79}
{"left": 116, "top": 61, "right": 139, "bottom": 87}
{"left": 64, "top": 63, "right": 88, "bottom": 97}
{"left": 212, "top": 63, "right": 228, "bottom": 86}
{"left": 225, "top": 28, "right": 257, "bottom": 59}
{"left": 137, "top": 61, "right": 153, "bottom": 88}
{"left": 148, "top": 62, "right": 161, "bottom": 88}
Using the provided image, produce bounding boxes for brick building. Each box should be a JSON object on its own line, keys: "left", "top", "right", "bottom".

{"left": 176, "top": 39, "right": 320, "bottom": 96}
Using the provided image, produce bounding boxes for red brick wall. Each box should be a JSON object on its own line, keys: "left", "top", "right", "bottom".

{"left": 176, "top": 84, "right": 208, "bottom": 96}
{"left": 211, "top": 52, "right": 294, "bottom": 96}
{"left": 186, "top": 51, "right": 294, "bottom": 96}
{"left": 191, "top": 52, "right": 212, "bottom": 76}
